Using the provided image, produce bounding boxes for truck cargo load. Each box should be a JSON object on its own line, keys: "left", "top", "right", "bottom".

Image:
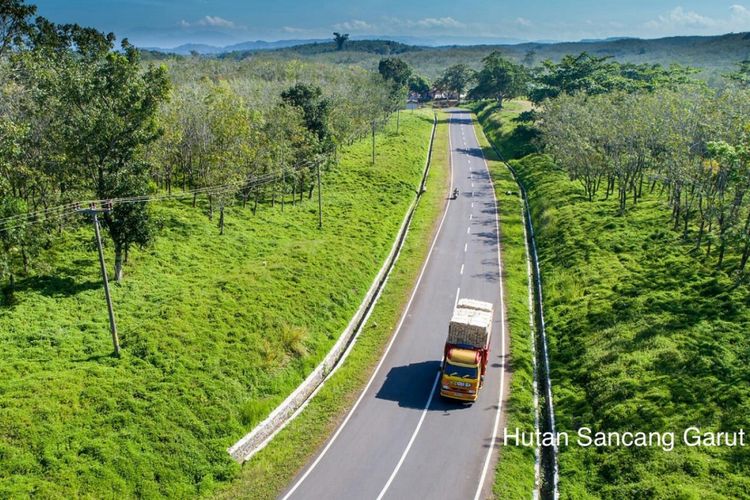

{"left": 440, "top": 299, "right": 494, "bottom": 402}
{"left": 447, "top": 301, "right": 493, "bottom": 349}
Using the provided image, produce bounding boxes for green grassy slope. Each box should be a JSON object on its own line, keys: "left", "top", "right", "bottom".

{"left": 474, "top": 100, "right": 750, "bottom": 498}
{"left": 217, "top": 110, "right": 450, "bottom": 499}
{"left": 0, "top": 111, "right": 435, "bottom": 498}
{"left": 512, "top": 154, "right": 750, "bottom": 499}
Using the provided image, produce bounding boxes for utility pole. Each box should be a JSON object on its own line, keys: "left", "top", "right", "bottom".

{"left": 78, "top": 202, "right": 121, "bottom": 357}
{"left": 371, "top": 120, "right": 376, "bottom": 165}
{"left": 316, "top": 161, "right": 323, "bottom": 230}
{"left": 396, "top": 108, "right": 400, "bottom": 134}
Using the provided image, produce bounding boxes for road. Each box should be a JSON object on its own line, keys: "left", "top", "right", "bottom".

{"left": 281, "top": 110, "right": 510, "bottom": 500}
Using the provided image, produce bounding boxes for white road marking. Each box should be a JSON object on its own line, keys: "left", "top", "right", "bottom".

{"left": 473, "top": 114, "right": 509, "bottom": 500}
{"left": 282, "top": 113, "right": 457, "bottom": 500}
{"left": 464, "top": 243, "right": 468, "bottom": 252}
{"left": 469, "top": 214, "right": 472, "bottom": 221}
{"left": 455, "top": 287, "right": 460, "bottom": 308}
{"left": 375, "top": 373, "right": 441, "bottom": 500}
{"left": 460, "top": 264, "right": 464, "bottom": 275}
{"left": 467, "top": 227, "right": 471, "bottom": 234}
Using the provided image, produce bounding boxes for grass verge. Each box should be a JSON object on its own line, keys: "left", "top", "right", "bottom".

{"left": 470, "top": 102, "right": 539, "bottom": 499}
{"left": 475, "top": 100, "right": 750, "bottom": 498}
{"left": 215, "top": 110, "right": 450, "bottom": 499}
{"left": 0, "top": 111, "right": 435, "bottom": 497}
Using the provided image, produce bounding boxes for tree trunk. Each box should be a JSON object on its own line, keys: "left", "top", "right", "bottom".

{"left": 208, "top": 195, "right": 213, "bottom": 221}
{"left": 114, "top": 244, "right": 124, "bottom": 283}
{"left": 219, "top": 205, "right": 225, "bottom": 235}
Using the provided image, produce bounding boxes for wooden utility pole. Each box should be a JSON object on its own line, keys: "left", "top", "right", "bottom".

{"left": 371, "top": 120, "right": 376, "bottom": 165}
{"left": 78, "top": 203, "right": 121, "bottom": 357}
{"left": 316, "top": 161, "right": 323, "bottom": 230}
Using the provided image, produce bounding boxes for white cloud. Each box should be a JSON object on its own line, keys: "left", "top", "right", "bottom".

{"left": 645, "top": 7, "right": 717, "bottom": 30}
{"left": 410, "top": 17, "right": 465, "bottom": 29}
{"left": 179, "top": 15, "right": 236, "bottom": 29}
{"left": 516, "top": 17, "right": 532, "bottom": 27}
{"left": 730, "top": 4, "right": 750, "bottom": 21}
{"left": 333, "top": 19, "right": 373, "bottom": 31}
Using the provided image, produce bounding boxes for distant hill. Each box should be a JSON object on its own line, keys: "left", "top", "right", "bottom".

{"left": 142, "top": 38, "right": 328, "bottom": 56}
{"left": 142, "top": 32, "right": 750, "bottom": 84}
{"left": 219, "top": 39, "right": 419, "bottom": 59}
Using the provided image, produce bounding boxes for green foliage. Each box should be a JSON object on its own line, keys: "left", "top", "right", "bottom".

{"left": 469, "top": 51, "right": 528, "bottom": 106}
{"left": 378, "top": 57, "right": 412, "bottom": 88}
{"left": 0, "top": 0, "right": 36, "bottom": 56}
{"left": 408, "top": 74, "right": 430, "bottom": 98}
{"left": 332, "top": 32, "right": 349, "bottom": 51}
{"left": 0, "top": 111, "right": 435, "bottom": 498}
{"left": 528, "top": 52, "right": 699, "bottom": 104}
{"left": 510, "top": 152, "right": 750, "bottom": 498}
{"left": 435, "top": 63, "right": 475, "bottom": 101}
{"left": 281, "top": 83, "right": 333, "bottom": 153}
{"left": 539, "top": 87, "right": 750, "bottom": 272}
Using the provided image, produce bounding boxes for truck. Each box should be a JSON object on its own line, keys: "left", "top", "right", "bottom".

{"left": 439, "top": 299, "right": 493, "bottom": 402}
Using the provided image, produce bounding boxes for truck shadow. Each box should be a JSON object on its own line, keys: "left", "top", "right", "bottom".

{"left": 375, "top": 360, "right": 470, "bottom": 412}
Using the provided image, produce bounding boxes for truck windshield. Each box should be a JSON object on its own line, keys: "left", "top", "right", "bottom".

{"left": 444, "top": 363, "right": 478, "bottom": 379}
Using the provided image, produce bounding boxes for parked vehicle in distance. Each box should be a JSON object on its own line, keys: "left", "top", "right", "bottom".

{"left": 440, "top": 299, "right": 493, "bottom": 402}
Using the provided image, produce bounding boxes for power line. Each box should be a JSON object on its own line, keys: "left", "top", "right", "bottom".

{"left": 0, "top": 161, "right": 319, "bottom": 233}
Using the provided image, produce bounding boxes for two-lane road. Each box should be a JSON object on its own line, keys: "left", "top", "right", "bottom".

{"left": 282, "top": 110, "right": 511, "bottom": 500}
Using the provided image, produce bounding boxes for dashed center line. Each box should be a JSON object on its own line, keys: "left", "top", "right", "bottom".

{"left": 464, "top": 243, "right": 468, "bottom": 252}
{"left": 467, "top": 227, "right": 471, "bottom": 234}
{"left": 460, "top": 264, "right": 464, "bottom": 275}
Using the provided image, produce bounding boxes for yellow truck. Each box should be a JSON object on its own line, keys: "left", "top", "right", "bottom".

{"left": 439, "top": 299, "right": 493, "bottom": 402}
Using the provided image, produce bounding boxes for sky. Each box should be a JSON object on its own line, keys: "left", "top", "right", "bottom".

{"left": 30, "top": 0, "right": 750, "bottom": 48}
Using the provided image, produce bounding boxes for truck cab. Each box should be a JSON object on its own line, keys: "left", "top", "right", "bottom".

{"left": 440, "top": 347, "right": 481, "bottom": 401}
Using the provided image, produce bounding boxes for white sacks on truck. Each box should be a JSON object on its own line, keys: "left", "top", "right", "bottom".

{"left": 447, "top": 299, "right": 493, "bottom": 349}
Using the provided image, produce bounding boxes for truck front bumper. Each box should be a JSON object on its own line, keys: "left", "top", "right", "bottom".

{"left": 440, "top": 388, "right": 478, "bottom": 402}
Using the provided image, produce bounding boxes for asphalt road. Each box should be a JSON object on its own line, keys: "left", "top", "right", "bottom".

{"left": 281, "top": 110, "right": 510, "bottom": 500}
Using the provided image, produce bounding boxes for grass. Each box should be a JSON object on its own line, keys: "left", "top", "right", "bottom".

{"left": 475, "top": 98, "right": 750, "bottom": 498}
{"left": 0, "top": 110, "right": 436, "bottom": 498}
{"left": 215, "top": 109, "right": 450, "bottom": 499}
{"left": 511, "top": 153, "right": 750, "bottom": 499}
{"left": 470, "top": 101, "right": 539, "bottom": 499}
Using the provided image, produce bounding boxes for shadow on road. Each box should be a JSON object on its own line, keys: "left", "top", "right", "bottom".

{"left": 376, "top": 360, "right": 471, "bottom": 412}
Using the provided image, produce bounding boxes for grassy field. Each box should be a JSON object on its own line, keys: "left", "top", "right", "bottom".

{"left": 474, "top": 99, "right": 750, "bottom": 498}
{"left": 470, "top": 102, "right": 539, "bottom": 498}
{"left": 0, "top": 110, "right": 435, "bottom": 498}
{"left": 217, "top": 110, "right": 450, "bottom": 499}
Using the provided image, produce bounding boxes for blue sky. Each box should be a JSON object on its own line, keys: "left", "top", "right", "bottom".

{"left": 31, "top": 1, "right": 750, "bottom": 48}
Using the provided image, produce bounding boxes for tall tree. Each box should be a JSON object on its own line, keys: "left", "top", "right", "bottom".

{"left": 333, "top": 32, "right": 349, "bottom": 51}
{"left": 0, "top": 0, "right": 36, "bottom": 57}
{"left": 378, "top": 57, "right": 412, "bottom": 88}
{"left": 436, "top": 64, "right": 475, "bottom": 103}
{"left": 469, "top": 51, "right": 527, "bottom": 107}
{"left": 17, "top": 26, "right": 170, "bottom": 281}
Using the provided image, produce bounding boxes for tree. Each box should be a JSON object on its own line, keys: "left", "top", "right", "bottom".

{"left": 408, "top": 74, "right": 430, "bottom": 100}
{"left": 333, "top": 32, "right": 349, "bottom": 51}
{"left": 435, "top": 64, "right": 475, "bottom": 103}
{"left": 281, "top": 83, "right": 333, "bottom": 155}
{"left": 17, "top": 26, "right": 170, "bottom": 281}
{"left": 469, "top": 51, "right": 527, "bottom": 107}
{"left": 0, "top": 0, "right": 36, "bottom": 57}
{"left": 726, "top": 59, "right": 750, "bottom": 88}
{"left": 378, "top": 57, "right": 412, "bottom": 88}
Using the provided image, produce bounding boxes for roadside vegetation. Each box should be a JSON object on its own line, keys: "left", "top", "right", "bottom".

{"left": 217, "top": 110, "right": 449, "bottom": 499}
{"left": 474, "top": 56, "right": 750, "bottom": 497}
